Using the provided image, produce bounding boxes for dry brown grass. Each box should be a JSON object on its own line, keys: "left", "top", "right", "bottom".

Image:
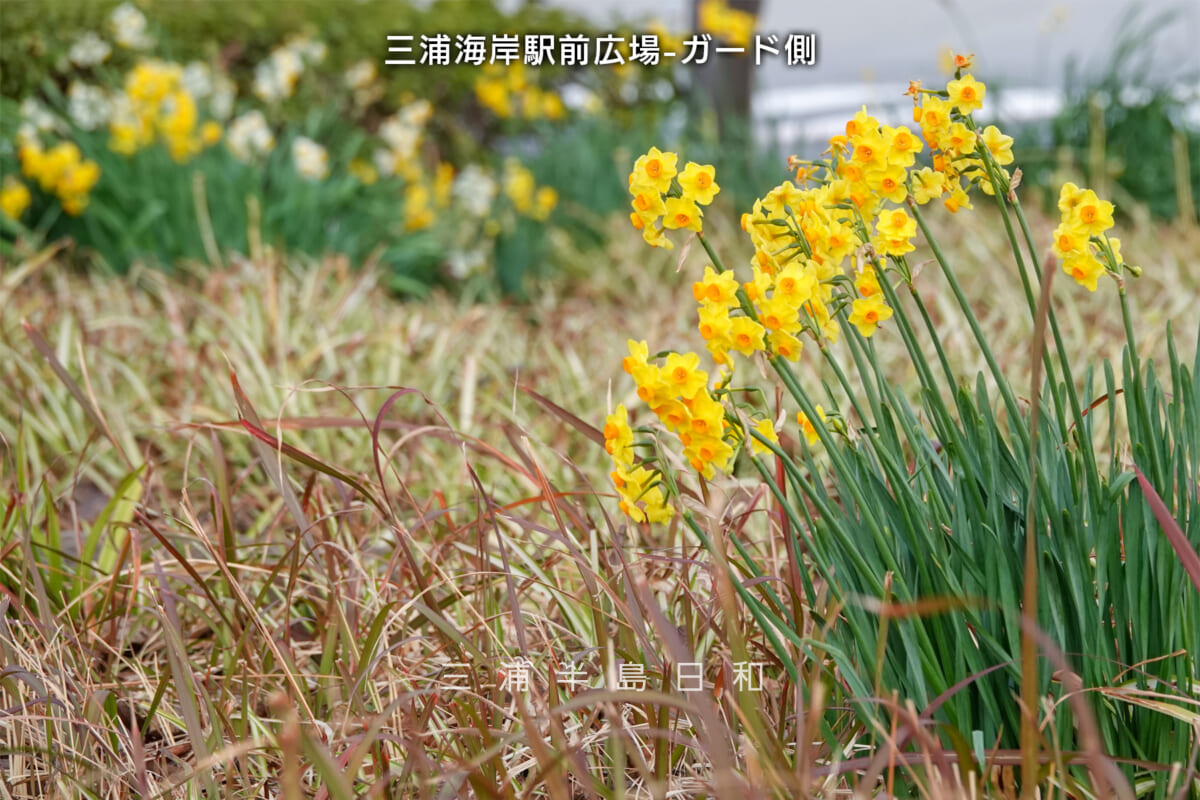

{"left": 0, "top": 198, "right": 1197, "bottom": 798}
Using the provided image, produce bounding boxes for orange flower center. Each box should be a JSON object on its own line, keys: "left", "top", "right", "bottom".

{"left": 696, "top": 173, "right": 711, "bottom": 188}
{"left": 705, "top": 285, "right": 722, "bottom": 301}
{"left": 671, "top": 367, "right": 689, "bottom": 383}
{"left": 634, "top": 194, "right": 652, "bottom": 211}
{"left": 865, "top": 310, "right": 879, "bottom": 323}
{"left": 1080, "top": 205, "right": 1097, "bottom": 223}
{"left": 646, "top": 159, "right": 661, "bottom": 177}
{"left": 674, "top": 213, "right": 690, "bottom": 226}
{"left": 960, "top": 87, "right": 976, "bottom": 101}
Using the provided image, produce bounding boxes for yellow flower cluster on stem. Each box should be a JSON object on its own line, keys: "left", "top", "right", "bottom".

{"left": 908, "top": 72, "right": 1017, "bottom": 208}
{"left": 629, "top": 147, "right": 719, "bottom": 250}
{"left": 109, "top": 59, "right": 220, "bottom": 162}
{"left": 603, "top": 404, "right": 673, "bottom": 524}
{"left": 1, "top": 177, "right": 33, "bottom": 221}
{"left": 475, "top": 64, "right": 566, "bottom": 121}
{"left": 18, "top": 140, "right": 101, "bottom": 215}
{"left": 503, "top": 159, "right": 558, "bottom": 222}
{"left": 1052, "top": 182, "right": 1134, "bottom": 291}
{"left": 611, "top": 60, "right": 1141, "bottom": 528}
{"left": 698, "top": 0, "right": 756, "bottom": 48}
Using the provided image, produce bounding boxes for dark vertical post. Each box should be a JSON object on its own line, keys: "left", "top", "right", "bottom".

{"left": 690, "top": 0, "right": 762, "bottom": 125}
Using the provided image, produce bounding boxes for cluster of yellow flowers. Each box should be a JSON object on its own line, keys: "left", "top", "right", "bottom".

{"left": 698, "top": 0, "right": 756, "bottom": 48}
{"left": 475, "top": 64, "right": 566, "bottom": 121}
{"left": 110, "top": 59, "right": 222, "bottom": 162}
{"left": 503, "top": 159, "right": 559, "bottom": 222}
{"left": 623, "top": 341, "right": 739, "bottom": 479}
{"left": 402, "top": 162, "right": 455, "bottom": 231}
{"left": 628, "top": 147, "right": 720, "bottom": 249}
{"left": 1052, "top": 183, "right": 1133, "bottom": 291}
{"left": 1, "top": 176, "right": 33, "bottom": 221}
{"left": 608, "top": 330, "right": 787, "bottom": 522}
{"left": 17, "top": 140, "right": 102, "bottom": 215}
{"left": 603, "top": 404, "right": 674, "bottom": 524}
{"left": 611, "top": 60, "right": 1111, "bottom": 526}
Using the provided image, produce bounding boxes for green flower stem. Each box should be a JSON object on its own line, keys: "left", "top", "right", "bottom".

{"left": 697, "top": 231, "right": 724, "bottom": 271}
{"left": 752, "top": 425, "right": 887, "bottom": 600}
{"left": 745, "top": 436, "right": 821, "bottom": 607}
{"left": 1008, "top": 198, "right": 1104, "bottom": 502}
{"left": 724, "top": 510, "right": 798, "bottom": 627}
{"left": 874, "top": 268, "right": 968, "bottom": 458}
{"left": 838, "top": 321, "right": 884, "bottom": 418}
{"left": 769, "top": 356, "right": 905, "bottom": 582}
{"left": 818, "top": 332, "right": 875, "bottom": 431}
{"left": 965, "top": 116, "right": 1041, "bottom": 320}
{"left": 984, "top": 189, "right": 1071, "bottom": 440}
{"left": 962, "top": 131, "right": 1096, "bottom": 507}
{"left": 1118, "top": 284, "right": 1164, "bottom": 484}
{"left": 818, "top": 333, "right": 927, "bottom": 511}
{"left": 1118, "top": 284, "right": 1141, "bottom": 381}
{"left": 908, "top": 202, "right": 1031, "bottom": 455}
{"left": 907, "top": 282, "right": 960, "bottom": 392}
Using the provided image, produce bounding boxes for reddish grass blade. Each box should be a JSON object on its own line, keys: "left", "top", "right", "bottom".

{"left": 231, "top": 370, "right": 385, "bottom": 517}
{"left": 229, "top": 369, "right": 315, "bottom": 552}
{"left": 519, "top": 385, "right": 604, "bottom": 447}
{"left": 1132, "top": 464, "right": 1200, "bottom": 595}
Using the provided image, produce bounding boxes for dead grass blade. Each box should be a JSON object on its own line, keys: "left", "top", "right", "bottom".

{"left": 21, "top": 319, "right": 135, "bottom": 471}
{"left": 519, "top": 385, "right": 604, "bottom": 447}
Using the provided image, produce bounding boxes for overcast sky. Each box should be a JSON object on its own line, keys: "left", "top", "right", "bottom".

{"left": 525, "top": 0, "right": 1199, "bottom": 91}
